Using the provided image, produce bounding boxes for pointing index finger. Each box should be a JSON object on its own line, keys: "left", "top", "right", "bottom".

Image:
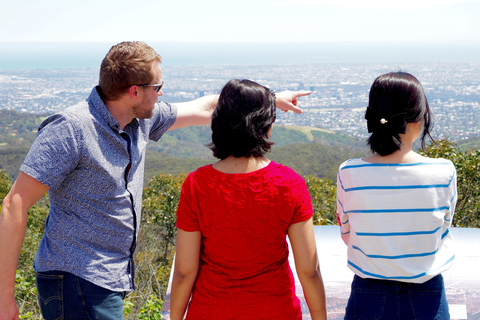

{"left": 292, "top": 90, "right": 312, "bottom": 98}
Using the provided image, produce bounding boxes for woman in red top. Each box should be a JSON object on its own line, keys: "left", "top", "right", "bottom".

{"left": 170, "top": 79, "right": 327, "bottom": 320}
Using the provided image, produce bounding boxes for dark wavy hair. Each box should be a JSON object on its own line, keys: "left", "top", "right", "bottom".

{"left": 365, "top": 72, "right": 433, "bottom": 156}
{"left": 209, "top": 79, "right": 276, "bottom": 159}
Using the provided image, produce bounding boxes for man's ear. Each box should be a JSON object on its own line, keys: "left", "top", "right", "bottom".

{"left": 128, "top": 85, "right": 139, "bottom": 99}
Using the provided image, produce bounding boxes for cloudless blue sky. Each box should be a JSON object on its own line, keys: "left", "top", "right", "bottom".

{"left": 2, "top": 0, "right": 479, "bottom": 43}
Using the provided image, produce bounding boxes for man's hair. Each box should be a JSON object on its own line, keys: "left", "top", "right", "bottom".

{"left": 99, "top": 41, "right": 161, "bottom": 101}
{"left": 366, "top": 71, "right": 434, "bottom": 156}
{"left": 209, "top": 79, "right": 276, "bottom": 159}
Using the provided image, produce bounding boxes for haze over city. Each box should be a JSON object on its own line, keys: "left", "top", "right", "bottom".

{"left": 1, "top": 0, "right": 480, "bottom": 143}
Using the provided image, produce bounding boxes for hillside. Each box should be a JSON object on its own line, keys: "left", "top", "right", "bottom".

{"left": 3, "top": 109, "right": 478, "bottom": 183}
{"left": 148, "top": 124, "right": 366, "bottom": 158}
{"left": 458, "top": 136, "right": 480, "bottom": 150}
{"left": 144, "top": 125, "right": 368, "bottom": 181}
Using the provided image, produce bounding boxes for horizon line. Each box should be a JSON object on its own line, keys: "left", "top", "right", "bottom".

{"left": 2, "top": 40, "right": 480, "bottom": 45}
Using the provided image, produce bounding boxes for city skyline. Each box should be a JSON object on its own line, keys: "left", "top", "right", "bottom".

{"left": 1, "top": 62, "right": 479, "bottom": 142}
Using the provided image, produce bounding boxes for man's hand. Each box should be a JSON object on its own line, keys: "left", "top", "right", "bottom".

{"left": 275, "top": 90, "right": 311, "bottom": 114}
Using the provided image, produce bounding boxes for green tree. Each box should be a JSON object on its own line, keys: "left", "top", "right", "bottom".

{"left": 421, "top": 139, "right": 480, "bottom": 228}
{"left": 0, "top": 169, "right": 12, "bottom": 201}
{"left": 142, "top": 173, "right": 186, "bottom": 261}
{"left": 305, "top": 175, "right": 337, "bottom": 225}
{"left": 124, "top": 174, "right": 186, "bottom": 318}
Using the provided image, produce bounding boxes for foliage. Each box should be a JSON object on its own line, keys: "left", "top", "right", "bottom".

{"left": 305, "top": 175, "right": 338, "bottom": 225}
{"left": 124, "top": 247, "right": 173, "bottom": 319}
{"left": 118, "top": 174, "right": 185, "bottom": 317}
{"left": 420, "top": 139, "right": 480, "bottom": 228}
{"left": 148, "top": 124, "right": 364, "bottom": 160}
{"left": 15, "top": 271, "right": 38, "bottom": 319}
{"left": 123, "top": 299, "right": 135, "bottom": 317}
{"left": 148, "top": 126, "right": 213, "bottom": 159}
{"left": 271, "top": 125, "right": 312, "bottom": 146}
{"left": 144, "top": 150, "right": 213, "bottom": 185}
{"left": 0, "top": 110, "right": 47, "bottom": 144}
{"left": 457, "top": 136, "right": 480, "bottom": 150}
{"left": 0, "top": 109, "right": 46, "bottom": 181}
{"left": 0, "top": 147, "right": 31, "bottom": 181}
{"left": 0, "top": 169, "right": 12, "bottom": 201}
{"left": 142, "top": 174, "right": 187, "bottom": 260}
{"left": 311, "top": 129, "right": 366, "bottom": 148}
{"left": 137, "top": 295, "right": 164, "bottom": 320}
{"left": 270, "top": 142, "right": 368, "bottom": 181}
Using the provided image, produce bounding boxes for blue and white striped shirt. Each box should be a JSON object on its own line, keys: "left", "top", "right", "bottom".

{"left": 21, "top": 87, "right": 177, "bottom": 291}
{"left": 336, "top": 157, "right": 457, "bottom": 283}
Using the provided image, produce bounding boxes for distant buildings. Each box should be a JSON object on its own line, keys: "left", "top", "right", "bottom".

{"left": 1, "top": 62, "right": 479, "bottom": 142}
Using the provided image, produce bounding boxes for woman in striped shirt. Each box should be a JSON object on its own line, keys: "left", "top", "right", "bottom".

{"left": 337, "top": 72, "right": 457, "bottom": 320}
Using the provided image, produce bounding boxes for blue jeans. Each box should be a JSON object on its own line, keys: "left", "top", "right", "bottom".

{"left": 36, "top": 271, "right": 126, "bottom": 320}
{"left": 345, "top": 274, "right": 449, "bottom": 320}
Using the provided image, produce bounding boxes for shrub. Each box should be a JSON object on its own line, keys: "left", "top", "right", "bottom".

{"left": 421, "top": 139, "right": 480, "bottom": 228}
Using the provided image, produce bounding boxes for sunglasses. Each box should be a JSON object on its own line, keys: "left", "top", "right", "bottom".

{"left": 137, "top": 82, "right": 164, "bottom": 92}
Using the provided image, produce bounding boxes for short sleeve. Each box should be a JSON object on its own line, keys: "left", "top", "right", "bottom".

{"left": 20, "top": 114, "right": 80, "bottom": 189}
{"left": 176, "top": 173, "right": 201, "bottom": 232}
{"left": 445, "top": 162, "right": 458, "bottom": 227}
{"left": 290, "top": 172, "right": 313, "bottom": 224}
{"left": 148, "top": 101, "right": 177, "bottom": 141}
{"left": 336, "top": 165, "right": 350, "bottom": 244}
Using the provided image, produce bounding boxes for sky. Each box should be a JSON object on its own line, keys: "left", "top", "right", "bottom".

{"left": 2, "top": 0, "right": 480, "bottom": 43}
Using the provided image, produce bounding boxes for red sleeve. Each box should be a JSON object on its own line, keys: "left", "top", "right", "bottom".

{"left": 176, "top": 173, "right": 201, "bottom": 232}
{"left": 290, "top": 171, "right": 313, "bottom": 224}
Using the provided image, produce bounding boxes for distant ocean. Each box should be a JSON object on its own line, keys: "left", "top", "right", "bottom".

{"left": 1, "top": 41, "right": 480, "bottom": 70}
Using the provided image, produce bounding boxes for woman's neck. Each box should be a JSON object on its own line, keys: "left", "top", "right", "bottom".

{"left": 364, "top": 122, "right": 426, "bottom": 164}
{"left": 363, "top": 149, "right": 424, "bottom": 164}
{"left": 212, "top": 155, "right": 271, "bottom": 174}
{"left": 363, "top": 138, "right": 425, "bottom": 164}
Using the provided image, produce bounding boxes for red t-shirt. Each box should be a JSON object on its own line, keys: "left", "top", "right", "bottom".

{"left": 176, "top": 161, "right": 313, "bottom": 319}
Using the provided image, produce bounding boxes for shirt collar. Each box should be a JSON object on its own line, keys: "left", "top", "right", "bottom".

{"left": 88, "top": 86, "right": 139, "bottom": 132}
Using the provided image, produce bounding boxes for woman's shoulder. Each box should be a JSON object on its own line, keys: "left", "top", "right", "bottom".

{"left": 267, "top": 161, "right": 305, "bottom": 181}
{"left": 338, "top": 158, "right": 364, "bottom": 170}
{"left": 185, "top": 164, "right": 214, "bottom": 180}
{"left": 268, "top": 161, "right": 294, "bottom": 173}
{"left": 338, "top": 156, "right": 454, "bottom": 168}
{"left": 418, "top": 155, "right": 454, "bottom": 165}
{"left": 405, "top": 156, "right": 456, "bottom": 176}
{"left": 418, "top": 156, "right": 457, "bottom": 177}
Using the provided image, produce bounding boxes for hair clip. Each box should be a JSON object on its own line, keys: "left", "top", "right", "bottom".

{"left": 380, "top": 118, "right": 388, "bottom": 124}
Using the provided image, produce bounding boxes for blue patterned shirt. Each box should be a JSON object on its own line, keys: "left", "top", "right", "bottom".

{"left": 21, "top": 87, "right": 177, "bottom": 291}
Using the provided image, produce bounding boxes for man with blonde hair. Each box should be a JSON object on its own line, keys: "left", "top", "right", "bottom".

{"left": 0, "top": 41, "right": 308, "bottom": 319}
